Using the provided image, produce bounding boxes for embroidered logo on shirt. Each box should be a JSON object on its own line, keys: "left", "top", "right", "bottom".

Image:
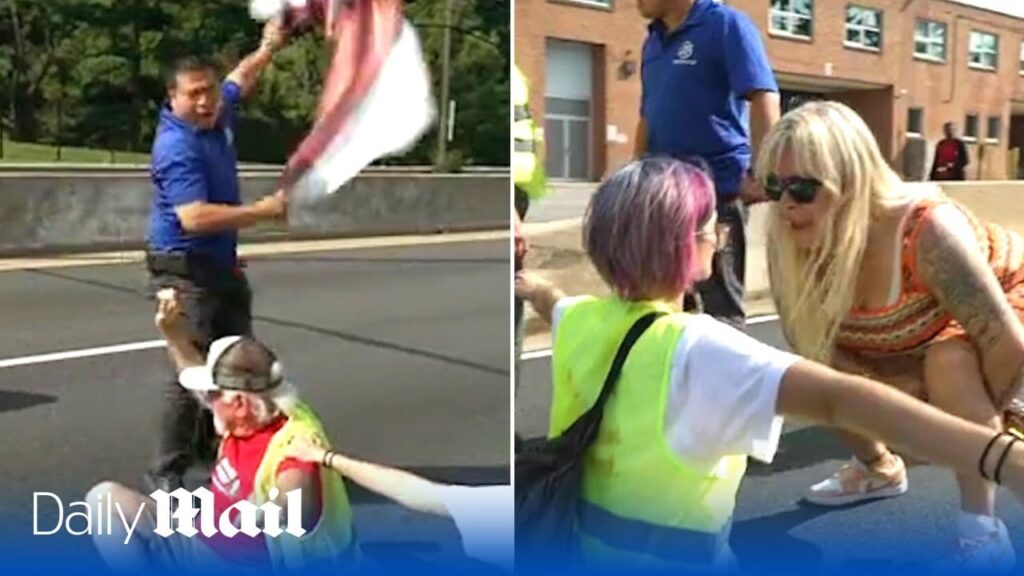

{"left": 674, "top": 41, "right": 698, "bottom": 65}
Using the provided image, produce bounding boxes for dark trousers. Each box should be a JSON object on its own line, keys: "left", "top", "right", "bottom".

{"left": 686, "top": 197, "right": 747, "bottom": 330}
{"left": 147, "top": 256, "right": 253, "bottom": 479}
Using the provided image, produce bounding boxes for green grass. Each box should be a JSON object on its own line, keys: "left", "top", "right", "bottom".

{"left": 0, "top": 139, "right": 150, "bottom": 164}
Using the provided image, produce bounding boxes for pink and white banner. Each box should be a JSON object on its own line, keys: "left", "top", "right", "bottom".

{"left": 251, "top": 0, "right": 436, "bottom": 197}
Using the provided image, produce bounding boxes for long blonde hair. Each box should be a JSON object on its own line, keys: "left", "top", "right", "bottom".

{"left": 756, "top": 101, "right": 915, "bottom": 363}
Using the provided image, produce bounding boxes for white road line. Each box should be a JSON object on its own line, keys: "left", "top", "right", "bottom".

{"left": 0, "top": 339, "right": 166, "bottom": 369}
{"left": 521, "top": 349, "right": 553, "bottom": 361}
{"left": 747, "top": 313, "right": 780, "bottom": 326}
{"left": 521, "top": 314, "right": 781, "bottom": 361}
{"left": 2, "top": 315, "right": 782, "bottom": 369}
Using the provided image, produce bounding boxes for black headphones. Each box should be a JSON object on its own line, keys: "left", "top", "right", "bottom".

{"left": 211, "top": 337, "right": 284, "bottom": 393}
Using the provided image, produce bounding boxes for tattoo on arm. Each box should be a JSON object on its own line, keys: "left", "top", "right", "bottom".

{"left": 916, "top": 205, "right": 1024, "bottom": 406}
{"left": 915, "top": 206, "right": 1011, "bottom": 352}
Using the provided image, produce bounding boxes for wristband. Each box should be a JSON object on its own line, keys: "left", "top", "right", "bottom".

{"left": 995, "top": 436, "right": 1019, "bottom": 485}
{"left": 980, "top": 431, "right": 1004, "bottom": 481}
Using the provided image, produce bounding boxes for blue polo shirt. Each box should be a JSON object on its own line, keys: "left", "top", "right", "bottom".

{"left": 147, "top": 80, "right": 243, "bottom": 266}
{"left": 641, "top": 0, "right": 777, "bottom": 197}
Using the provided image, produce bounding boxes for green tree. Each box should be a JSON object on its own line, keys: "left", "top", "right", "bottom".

{"left": 0, "top": 0, "right": 510, "bottom": 166}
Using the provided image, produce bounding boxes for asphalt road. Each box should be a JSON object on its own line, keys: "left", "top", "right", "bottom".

{"left": 526, "top": 185, "right": 593, "bottom": 223}
{"left": 0, "top": 238, "right": 510, "bottom": 570}
{"left": 516, "top": 319, "right": 1024, "bottom": 574}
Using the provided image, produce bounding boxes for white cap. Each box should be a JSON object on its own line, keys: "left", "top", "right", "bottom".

{"left": 178, "top": 336, "right": 282, "bottom": 393}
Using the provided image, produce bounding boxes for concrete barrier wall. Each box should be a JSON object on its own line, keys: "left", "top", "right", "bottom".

{"left": 745, "top": 181, "right": 1024, "bottom": 299}
{"left": 0, "top": 170, "right": 509, "bottom": 255}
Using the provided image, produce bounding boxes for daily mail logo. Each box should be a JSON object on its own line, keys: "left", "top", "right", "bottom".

{"left": 33, "top": 488, "right": 305, "bottom": 544}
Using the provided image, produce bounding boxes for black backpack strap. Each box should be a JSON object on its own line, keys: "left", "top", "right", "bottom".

{"left": 591, "top": 311, "right": 665, "bottom": 412}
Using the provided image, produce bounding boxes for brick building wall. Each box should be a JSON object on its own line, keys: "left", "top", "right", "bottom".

{"left": 516, "top": 0, "right": 1024, "bottom": 181}
{"left": 515, "top": 0, "right": 648, "bottom": 178}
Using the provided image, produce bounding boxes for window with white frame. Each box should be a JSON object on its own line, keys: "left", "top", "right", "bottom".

{"left": 969, "top": 31, "right": 998, "bottom": 70}
{"left": 914, "top": 20, "right": 947, "bottom": 62}
{"left": 770, "top": 0, "right": 814, "bottom": 39}
{"left": 987, "top": 116, "right": 1002, "bottom": 142}
{"left": 965, "top": 114, "right": 979, "bottom": 140}
{"left": 845, "top": 5, "right": 882, "bottom": 51}
{"left": 558, "top": 0, "right": 612, "bottom": 8}
{"left": 907, "top": 107, "right": 924, "bottom": 136}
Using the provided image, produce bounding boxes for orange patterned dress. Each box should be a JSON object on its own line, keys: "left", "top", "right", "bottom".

{"left": 836, "top": 196, "right": 1024, "bottom": 357}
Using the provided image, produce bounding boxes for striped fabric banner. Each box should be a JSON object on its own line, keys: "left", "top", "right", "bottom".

{"left": 252, "top": 0, "right": 436, "bottom": 197}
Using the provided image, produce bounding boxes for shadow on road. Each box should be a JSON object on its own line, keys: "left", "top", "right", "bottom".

{"left": 731, "top": 501, "right": 828, "bottom": 572}
{"left": 0, "top": 389, "right": 57, "bottom": 413}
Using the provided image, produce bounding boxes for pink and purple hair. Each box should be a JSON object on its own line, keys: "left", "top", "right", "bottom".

{"left": 584, "top": 157, "right": 716, "bottom": 301}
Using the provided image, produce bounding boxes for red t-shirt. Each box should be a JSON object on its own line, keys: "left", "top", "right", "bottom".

{"left": 934, "top": 139, "right": 961, "bottom": 177}
{"left": 200, "top": 416, "right": 322, "bottom": 565}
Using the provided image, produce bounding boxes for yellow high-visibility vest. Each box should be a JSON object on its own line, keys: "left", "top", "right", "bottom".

{"left": 550, "top": 296, "right": 746, "bottom": 570}
{"left": 253, "top": 400, "right": 360, "bottom": 570}
{"left": 513, "top": 65, "right": 547, "bottom": 199}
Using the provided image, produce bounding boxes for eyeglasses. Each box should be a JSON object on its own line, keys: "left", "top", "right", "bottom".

{"left": 763, "top": 173, "right": 823, "bottom": 204}
{"left": 695, "top": 228, "right": 718, "bottom": 247}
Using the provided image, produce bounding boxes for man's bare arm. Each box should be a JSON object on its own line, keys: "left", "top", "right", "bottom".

{"left": 747, "top": 90, "right": 780, "bottom": 164}
{"left": 174, "top": 196, "right": 281, "bottom": 234}
{"left": 275, "top": 468, "right": 322, "bottom": 533}
{"left": 227, "top": 19, "right": 289, "bottom": 97}
{"left": 634, "top": 117, "right": 649, "bottom": 159}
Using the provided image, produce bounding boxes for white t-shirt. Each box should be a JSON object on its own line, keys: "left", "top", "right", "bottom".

{"left": 438, "top": 484, "right": 514, "bottom": 572}
{"left": 552, "top": 297, "right": 799, "bottom": 469}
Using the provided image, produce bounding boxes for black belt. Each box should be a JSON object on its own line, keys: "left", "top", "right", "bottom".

{"left": 145, "top": 250, "right": 244, "bottom": 280}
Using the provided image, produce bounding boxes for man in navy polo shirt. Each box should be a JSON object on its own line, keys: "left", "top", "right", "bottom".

{"left": 635, "top": 0, "right": 780, "bottom": 330}
{"left": 145, "top": 18, "right": 291, "bottom": 492}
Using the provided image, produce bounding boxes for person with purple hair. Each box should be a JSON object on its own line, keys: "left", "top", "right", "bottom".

{"left": 515, "top": 157, "right": 1024, "bottom": 570}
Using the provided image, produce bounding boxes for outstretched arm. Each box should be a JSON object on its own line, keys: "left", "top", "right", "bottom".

{"left": 327, "top": 453, "right": 448, "bottom": 516}
{"left": 227, "top": 18, "right": 289, "bottom": 97}
{"left": 285, "top": 439, "right": 448, "bottom": 516}
{"left": 778, "top": 359, "right": 1024, "bottom": 492}
{"left": 514, "top": 271, "right": 566, "bottom": 325}
{"left": 155, "top": 289, "right": 204, "bottom": 372}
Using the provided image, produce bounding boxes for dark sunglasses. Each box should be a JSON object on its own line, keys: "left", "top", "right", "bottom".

{"left": 763, "top": 173, "right": 823, "bottom": 204}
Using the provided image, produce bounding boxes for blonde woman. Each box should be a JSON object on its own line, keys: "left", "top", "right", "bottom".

{"left": 758, "top": 100, "right": 1024, "bottom": 567}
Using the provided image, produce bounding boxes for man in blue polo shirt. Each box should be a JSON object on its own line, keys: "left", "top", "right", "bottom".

{"left": 145, "top": 18, "right": 291, "bottom": 492}
{"left": 635, "top": 0, "right": 780, "bottom": 330}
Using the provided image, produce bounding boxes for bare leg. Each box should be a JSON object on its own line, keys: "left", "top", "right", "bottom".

{"left": 86, "top": 482, "right": 158, "bottom": 573}
{"left": 924, "top": 340, "right": 1000, "bottom": 516}
{"left": 836, "top": 428, "right": 891, "bottom": 464}
{"left": 806, "top": 350, "right": 910, "bottom": 506}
